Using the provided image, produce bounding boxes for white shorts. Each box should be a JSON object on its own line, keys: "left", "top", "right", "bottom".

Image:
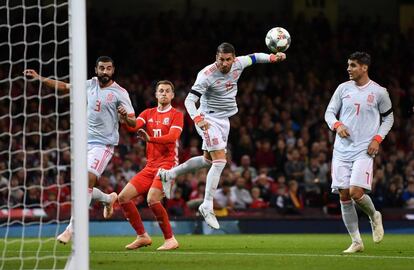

{"left": 331, "top": 157, "right": 373, "bottom": 193}
{"left": 195, "top": 114, "right": 230, "bottom": 152}
{"left": 87, "top": 144, "right": 114, "bottom": 178}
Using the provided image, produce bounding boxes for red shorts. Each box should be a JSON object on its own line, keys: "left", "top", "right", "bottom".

{"left": 129, "top": 165, "right": 174, "bottom": 195}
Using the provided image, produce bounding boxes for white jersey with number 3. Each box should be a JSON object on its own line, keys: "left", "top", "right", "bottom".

{"left": 87, "top": 77, "right": 135, "bottom": 146}
{"left": 191, "top": 56, "right": 253, "bottom": 118}
{"left": 325, "top": 80, "right": 392, "bottom": 161}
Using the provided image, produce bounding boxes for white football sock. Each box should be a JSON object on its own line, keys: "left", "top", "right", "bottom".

{"left": 203, "top": 159, "right": 226, "bottom": 209}
{"left": 355, "top": 194, "right": 376, "bottom": 219}
{"left": 341, "top": 200, "right": 362, "bottom": 243}
{"left": 169, "top": 156, "right": 211, "bottom": 178}
{"left": 66, "top": 188, "right": 93, "bottom": 232}
{"left": 66, "top": 216, "right": 74, "bottom": 233}
{"left": 92, "top": 187, "right": 111, "bottom": 204}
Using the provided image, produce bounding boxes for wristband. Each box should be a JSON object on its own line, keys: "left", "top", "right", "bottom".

{"left": 333, "top": 121, "right": 343, "bottom": 130}
{"left": 193, "top": 115, "right": 203, "bottom": 124}
{"left": 372, "top": 135, "right": 383, "bottom": 144}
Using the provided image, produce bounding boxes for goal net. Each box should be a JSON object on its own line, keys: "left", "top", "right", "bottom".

{"left": 0, "top": 0, "right": 88, "bottom": 269}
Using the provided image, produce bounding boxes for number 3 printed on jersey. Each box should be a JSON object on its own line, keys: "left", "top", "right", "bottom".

{"left": 94, "top": 100, "right": 101, "bottom": 112}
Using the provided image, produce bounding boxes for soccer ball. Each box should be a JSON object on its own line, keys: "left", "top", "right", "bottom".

{"left": 265, "top": 27, "right": 291, "bottom": 53}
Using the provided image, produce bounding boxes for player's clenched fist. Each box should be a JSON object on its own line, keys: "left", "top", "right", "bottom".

{"left": 270, "top": 52, "right": 286, "bottom": 63}
{"left": 23, "top": 69, "right": 40, "bottom": 79}
{"left": 117, "top": 106, "right": 128, "bottom": 119}
{"left": 137, "top": 129, "right": 150, "bottom": 142}
{"left": 196, "top": 120, "right": 210, "bottom": 131}
{"left": 367, "top": 140, "right": 380, "bottom": 157}
{"left": 336, "top": 124, "right": 350, "bottom": 138}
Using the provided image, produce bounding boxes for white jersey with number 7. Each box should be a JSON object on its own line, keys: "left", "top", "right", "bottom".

{"left": 325, "top": 80, "right": 393, "bottom": 161}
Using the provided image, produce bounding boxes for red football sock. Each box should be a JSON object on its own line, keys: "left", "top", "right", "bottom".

{"left": 149, "top": 201, "right": 173, "bottom": 239}
{"left": 120, "top": 201, "right": 145, "bottom": 235}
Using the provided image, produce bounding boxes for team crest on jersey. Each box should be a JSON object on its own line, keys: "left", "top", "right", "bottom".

{"left": 232, "top": 70, "right": 238, "bottom": 79}
{"left": 225, "top": 81, "right": 233, "bottom": 90}
{"left": 163, "top": 117, "right": 170, "bottom": 125}
{"left": 367, "top": 93, "right": 375, "bottom": 104}
{"left": 106, "top": 93, "right": 114, "bottom": 103}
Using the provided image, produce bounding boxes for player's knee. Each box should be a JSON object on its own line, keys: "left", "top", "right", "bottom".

{"left": 147, "top": 196, "right": 160, "bottom": 206}
{"left": 203, "top": 152, "right": 212, "bottom": 162}
{"left": 88, "top": 172, "right": 98, "bottom": 188}
{"left": 338, "top": 189, "right": 351, "bottom": 201}
{"left": 212, "top": 159, "right": 226, "bottom": 168}
{"left": 349, "top": 187, "right": 364, "bottom": 201}
{"left": 117, "top": 192, "right": 130, "bottom": 204}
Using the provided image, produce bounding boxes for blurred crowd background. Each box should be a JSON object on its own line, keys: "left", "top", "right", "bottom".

{"left": 1, "top": 0, "right": 414, "bottom": 220}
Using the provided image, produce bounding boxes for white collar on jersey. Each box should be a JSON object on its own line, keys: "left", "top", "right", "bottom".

{"left": 157, "top": 105, "right": 172, "bottom": 113}
{"left": 355, "top": 80, "right": 371, "bottom": 89}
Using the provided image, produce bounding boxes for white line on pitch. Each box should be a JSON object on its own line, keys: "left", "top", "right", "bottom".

{"left": 8, "top": 250, "right": 414, "bottom": 260}
{"left": 90, "top": 250, "right": 414, "bottom": 260}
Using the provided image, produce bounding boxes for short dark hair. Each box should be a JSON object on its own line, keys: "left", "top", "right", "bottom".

{"left": 217, "top": 42, "right": 235, "bottom": 55}
{"left": 156, "top": 80, "right": 175, "bottom": 92}
{"left": 95, "top": 56, "right": 114, "bottom": 67}
{"left": 349, "top": 51, "right": 371, "bottom": 67}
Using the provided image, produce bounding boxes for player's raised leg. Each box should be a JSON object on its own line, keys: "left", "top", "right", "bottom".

{"left": 159, "top": 156, "right": 211, "bottom": 199}
{"left": 91, "top": 187, "right": 117, "bottom": 219}
{"left": 353, "top": 192, "right": 384, "bottom": 243}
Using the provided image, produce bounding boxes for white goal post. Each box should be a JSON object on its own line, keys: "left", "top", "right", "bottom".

{"left": 67, "top": 0, "right": 88, "bottom": 269}
{"left": 0, "top": 0, "right": 88, "bottom": 269}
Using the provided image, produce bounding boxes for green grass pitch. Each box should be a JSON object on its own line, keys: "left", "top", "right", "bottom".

{"left": 1, "top": 234, "right": 414, "bottom": 270}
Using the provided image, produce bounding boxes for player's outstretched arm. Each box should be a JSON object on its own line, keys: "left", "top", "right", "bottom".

{"left": 245, "top": 52, "right": 286, "bottom": 65}
{"left": 117, "top": 106, "right": 136, "bottom": 128}
{"left": 269, "top": 52, "right": 286, "bottom": 63}
{"left": 23, "top": 69, "right": 70, "bottom": 92}
{"left": 122, "top": 118, "right": 144, "bottom": 133}
{"left": 141, "top": 128, "right": 182, "bottom": 144}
